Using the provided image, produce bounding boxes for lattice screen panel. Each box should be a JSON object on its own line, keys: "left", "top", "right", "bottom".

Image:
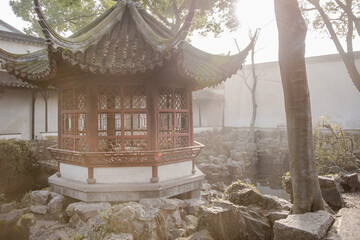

{"left": 158, "top": 86, "right": 190, "bottom": 149}
{"left": 61, "top": 87, "right": 88, "bottom": 152}
{"left": 97, "top": 85, "right": 148, "bottom": 152}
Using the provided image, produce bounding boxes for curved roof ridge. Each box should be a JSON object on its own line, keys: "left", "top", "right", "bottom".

{"left": 33, "top": 0, "right": 194, "bottom": 54}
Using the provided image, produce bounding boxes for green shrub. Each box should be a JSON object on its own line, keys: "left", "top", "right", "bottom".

{"left": 0, "top": 139, "right": 34, "bottom": 189}
{"left": 313, "top": 117, "right": 357, "bottom": 172}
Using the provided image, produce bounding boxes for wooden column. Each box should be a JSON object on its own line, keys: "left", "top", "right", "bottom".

{"left": 86, "top": 83, "right": 97, "bottom": 184}
{"left": 148, "top": 79, "right": 160, "bottom": 183}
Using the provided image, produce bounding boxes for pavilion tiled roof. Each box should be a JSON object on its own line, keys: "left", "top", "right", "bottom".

{"left": 0, "top": 0, "right": 253, "bottom": 90}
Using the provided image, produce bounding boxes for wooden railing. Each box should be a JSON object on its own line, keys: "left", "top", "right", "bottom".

{"left": 47, "top": 141, "right": 204, "bottom": 168}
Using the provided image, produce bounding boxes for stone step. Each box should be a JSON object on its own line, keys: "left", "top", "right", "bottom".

{"left": 337, "top": 208, "right": 360, "bottom": 240}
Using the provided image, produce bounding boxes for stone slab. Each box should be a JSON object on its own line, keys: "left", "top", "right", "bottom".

{"left": 274, "top": 210, "right": 334, "bottom": 240}
{"left": 49, "top": 170, "right": 205, "bottom": 202}
{"left": 337, "top": 208, "right": 360, "bottom": 240}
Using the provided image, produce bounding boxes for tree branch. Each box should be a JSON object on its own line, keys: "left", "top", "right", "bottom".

{"left": 334, "top": 0, "right": 360, "bottom": 35}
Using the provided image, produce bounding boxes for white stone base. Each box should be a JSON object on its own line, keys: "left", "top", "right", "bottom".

{"left": 49, "top": 168, "right": 205, "bottom": 202}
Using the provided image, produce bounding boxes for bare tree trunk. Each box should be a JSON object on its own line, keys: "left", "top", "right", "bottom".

{"left": 235, "top": 30, "right": 260, "bottom": 143}
{"left": 248, "top": 42, "right": 258, "bottom": 143}
{"left": 275, "top": 0, "right": 325, "bottom": 214}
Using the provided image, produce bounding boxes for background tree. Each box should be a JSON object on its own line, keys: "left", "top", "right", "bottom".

{"left": 275, "top": 0, "right": 325, "bottom": 213}
{"left": 10, "top": 0, "right": 239, "bottom": 37}
{"left": 299, "top": 0, "right": 360, "bottom": 92}
{"left": 235, "top": 29, "right": 260, "bottom": 144}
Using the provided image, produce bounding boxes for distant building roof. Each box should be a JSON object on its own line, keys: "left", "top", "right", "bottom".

{"left": 0, "top": 70, "right": 36, "bottom": 88}
{"left": 0, "top": 19, "right": 23, "bottom": 34}
{"left": 0, "top": 30, "right": 45, "bottom": 47}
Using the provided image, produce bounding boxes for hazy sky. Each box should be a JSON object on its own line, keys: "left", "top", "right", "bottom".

{"left": 0, "top": 0, "right": 358, "bottom": 63}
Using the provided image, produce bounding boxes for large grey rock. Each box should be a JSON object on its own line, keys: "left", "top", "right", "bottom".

{"left": 197, "top": 200, "right": 271, "bottom": 240}
{"left": 274, "top": 210, "right": 334, "bottom": 240}
{"left": 139, "top": 198, "right": 185, "bottom": 232}
{"left": 339, "top": 173, "right": 360, "bottom": 191}
{"left": 198, "top": 163, "right": 230, "bottom": 177}
{"left": 31, "top": 205, "right": 49, "bottom": 215}
{"left": 184, "top": 198, "right": 207, "bottom": 215}
{"left": 223, "top": 181, "right": 292, "bottom": 212}
{"left": 336, "top": 208, "right": 360, "bottom": 240}
{"left": 104, "top": 202, "right": 168, "bottom": 240}
{"left": 66, "top": 202, "right": 110, "bottom": 223}
{"left": 227, "top": 158, "right": 246, "bottom": 177}
{"left": 177, "top": 230, "right": 214, "bottom": 240}
{"left": 48, "top": 194, "right": 66, "bottom": 215}
{"left": 0, "top": 209, "right": 24, "bottom": 224}
{"left": 1, "top": 202, "right": 17, "bottom": 213}
{"left": 30, "top": 190, "right": 50, "bottom": 205}
{"left": 318, "top": 176, "right": 345, "bottom": 210}
{"left": 266, "top": 211, "right": 289, "bottom": 226}
{"left": 29, "top": 220, "right": 73, "bottom": 240}
{"left": 284, "top": 176, "right": 344, "bottom": 210}
{"left": 17, "top": 213, "right": 36, "bottom": 228}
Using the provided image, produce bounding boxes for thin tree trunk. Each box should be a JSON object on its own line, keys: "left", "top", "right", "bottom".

{"left": 275, "top": 0, "right": 325, "bottom": 214}
{"left": 248, "top": 43, "right": 258, "bottom": 143}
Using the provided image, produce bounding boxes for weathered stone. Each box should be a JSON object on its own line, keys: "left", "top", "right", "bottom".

{"left": 339, "top": 173, "right": 360, "bottom": 191}
{"left": 177, "top": 230, "right": 214, "bottom": 240}
{"left": 1, "top": 202, "right": 17, "bottom": 213}
{"left": 104, "top": 233, "right": 134, "bottom": 240}
{"left": 227, "top": 158, "right": 245, "bottom": 177}
{"left": 273, "top": 210, "right": 334, "bottom": 240}
{"left": 139, "top": 198, "right": 185, "bottom": 231}
{"left": 201, "top": 182, "right": 212, "bottom": 192}
{"left": 266, "top": 211, "right": 289, "bottom": 226}
{"left": 184, "top": 215, "right": 197, "bottom": 226}
{"left": 139, "top": 198, "right": 185, "bottom": 211}
{"left": 201, "top": 189, "right": 223, "bottom": 203}
{"left": 336, "top": 208, "right": 360, "bottom": 240}
{"left": 48, "top": 194, "right": 66, "bottom": 215}
{"left": 318, "top": 176, "right": 345, "bottom": 210}
{"left": 211, "top": 182, "right": 227, "bottom": 192}
{"left": 30, "top": 190, "right": 50, "bottom": 205}
{"left": 29, "top": 220, "right": 73, "bottom": 240}
{"left": 31, "top": 205, "right": 49, "bottom": 215}
{"left": 0, "top": 209, "right": 24, "bottom": 224}
{"left": 198, "top": 163, "right": 230, "bottom": 177}
{"left": 184, "top": 198, "right": 207, "bottom": 215}
{"left": 17, "top": 213, "right": 36, "bottom": 228}
{"left": 197, "top": 200, "right": 271, "bottom": 240}
{"left": 285, "top": 176, "right": 344, "bottom": 210}
{"left": 224, "top": 182, "right": 291, "bottom": 212}
{"left": 104, "top": 202, "right": 168, "bottom": 240}
{"left": 67, "top": 202, "right": 110, "bottom": 223}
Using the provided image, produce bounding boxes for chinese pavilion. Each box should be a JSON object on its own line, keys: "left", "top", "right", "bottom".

{"left": 0, "top": 0, "right": 252, "bottom": 202}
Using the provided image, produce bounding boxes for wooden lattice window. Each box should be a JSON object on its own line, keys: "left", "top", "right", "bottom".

{"left": 158, "top": 87, "right": 190, "bottom": 149}
{"left": 97, "top": 85, "right": 148, "bottom": 152}
{"left": 61, "top": 87, "right": 88, "bottom": 151}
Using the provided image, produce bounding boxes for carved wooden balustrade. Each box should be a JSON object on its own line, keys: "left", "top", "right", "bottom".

{"left": 48, "top": 141, "right": 203, "bottom": 183}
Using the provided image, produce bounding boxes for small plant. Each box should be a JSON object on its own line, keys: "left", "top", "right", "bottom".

{"left": 313, "top": 116, "right": 357, "bottom": 173}
{"left": 18, "top": 191, "right": 32, "bottom": 208}
{"left": 90, "top": 206, "right": 114, "bottom": 240}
